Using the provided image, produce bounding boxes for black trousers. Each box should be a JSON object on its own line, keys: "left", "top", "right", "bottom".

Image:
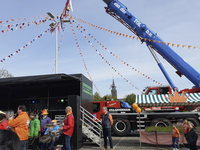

{"left": 31, "top": 138, "right": 39, "bottom": 150}
{"left": 103, "top": 128, "right": 113, "bottom": 149}
{"left": 188, "top": 144, "right": 198, "bottom": 150}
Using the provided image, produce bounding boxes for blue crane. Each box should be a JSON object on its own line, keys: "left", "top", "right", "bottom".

{"left": 102, "top": 0, "right": 200, "bottom": 93}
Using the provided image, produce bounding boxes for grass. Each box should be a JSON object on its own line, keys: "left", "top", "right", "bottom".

{"left": 145, "top": 126, "right": 200, "bottom": 133}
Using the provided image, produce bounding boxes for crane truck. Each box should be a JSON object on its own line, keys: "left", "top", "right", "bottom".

{"left": 92, "top": 0, "right": 200, "bottom": 136}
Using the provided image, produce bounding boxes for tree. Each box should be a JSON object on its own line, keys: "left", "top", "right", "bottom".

{"left": 93, "top": 92, "right": 103, "bottom": 101}
{"left": 125, "top": 93, "right": 136, "bottom": 106}
{"left": 0, "top": 68, "right": 13, "bottom": 78}
{"left": 103, "top": 94, "right": 118, "bottom": 101}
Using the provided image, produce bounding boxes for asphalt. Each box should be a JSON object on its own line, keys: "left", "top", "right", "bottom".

{"left": 79, "top": 134, "right": 190, "bottom": 150}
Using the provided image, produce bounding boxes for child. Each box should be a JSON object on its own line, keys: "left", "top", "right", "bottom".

{"left": 172, "top": 123, "right": 180, "bottom": 150}
{"left": 183, "top": 119, "right": 188, "bottom": 136}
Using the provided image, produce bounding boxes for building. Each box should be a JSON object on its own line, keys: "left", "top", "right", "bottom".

{"left": 111, "top": 79, "right": 117, "bottom": 98}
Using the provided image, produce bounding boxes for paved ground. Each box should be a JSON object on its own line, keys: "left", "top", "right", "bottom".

{"left": 79, "top": 134, "right": 190, "bottom": 150}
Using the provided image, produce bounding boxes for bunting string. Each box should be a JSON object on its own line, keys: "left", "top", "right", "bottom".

{"left": 73, "top": 20, "right": 163, "bottom": 86}
{"left": 0, "top": 19, "right": 48, "bottom": 33}
{"left": 72, "top": 20, "right": 142, "bottom": 92}
{"left": 70, "top": 22, "right": 102, "bottom": 97}
{"left": 0, "top": 29, "right": 50, "bottom": 62}
{"left": 0, "top": 14, "right": 60, "bottom": 24}
{"left": 73, "top": 16, "right": 200, "bottom": 50}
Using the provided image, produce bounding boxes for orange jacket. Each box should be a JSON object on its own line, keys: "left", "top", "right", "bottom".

{"left": 8, "top": 112, "right": 30, "bottom": 141}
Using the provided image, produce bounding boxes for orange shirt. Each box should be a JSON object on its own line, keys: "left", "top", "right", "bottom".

{"left": 183, "top": 123, "right": 188, "bottom": 134}
{"left": 8, "top": 112, "right": 30, "bottom": 141}
{"left": 172, "top": 128, "right": 179, "bottom": 137}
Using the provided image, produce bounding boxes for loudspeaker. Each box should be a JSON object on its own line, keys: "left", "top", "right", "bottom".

{"left": 68, "top": 95, "right": 82, "bottom": 150}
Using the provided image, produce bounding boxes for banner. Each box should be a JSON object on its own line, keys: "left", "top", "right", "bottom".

{"left": 70, "top": 22, "right": 102, "bottom": 96}
{"left": 74, "top": 16, "right": 200, "bottom": 50}
{"left": 1, "top": 29, "right": 50, "bottom": 62}
{"left": 72, "top": 20, "right": 142, "bottom": 92}
{"left": 73, "top": 20, "right": 162, "bottom": 86}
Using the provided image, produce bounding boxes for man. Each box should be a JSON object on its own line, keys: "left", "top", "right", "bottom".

{"left": 29, "top": 112, "right": 40, "bottom": 150}
{"left": 40, "top": 109, "right": 52, "bottom": 136}
{"left": 0, "top": 110, "right": 8, "bottom": 130}
{"left": 101, "top": 107, "right": 113, "bottom": 150}
{"left": 41, "top": 120, "right": 59, "bottom": 150}
{"left": 8, "top": 105, "right": 30, "bottom": 150}
{"left": 186, "top": 121, "right": 198, "bottom": 150}
{"left": 59, "top": 106, "right": 74, "bottom": 150}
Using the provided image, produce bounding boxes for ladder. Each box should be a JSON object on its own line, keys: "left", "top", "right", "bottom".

{"left": 80, "top": 106, "right": 103, "bottom": 147}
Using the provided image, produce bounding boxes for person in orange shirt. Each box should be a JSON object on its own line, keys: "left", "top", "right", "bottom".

{"left": 172, "top": 123, "right": 180, "bottom": 150}
{"left": 101, "top": 107, "right": 113, "bottom": 150}
{"left": 183, "top": 119, "right": 188, "bottom": 136}
{"left": 8, "top": 105, "right": 30, "bottom": 150}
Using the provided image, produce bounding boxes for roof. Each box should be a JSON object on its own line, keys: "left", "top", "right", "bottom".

{"left": 136, "top": 93, "right": 200, "bottom": 107}
{"left": 0, "top": 74, "right": 80, "bottom": 86}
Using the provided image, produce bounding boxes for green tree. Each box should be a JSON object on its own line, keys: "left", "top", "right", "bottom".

{"left": 103, "top": 94, "right": 118, "bottom": 101}
{"left": 125, "top": 93, "right": 136, "bottom": 106}
{"left": 93, "top": 92, "right": 103, "bottom": 101}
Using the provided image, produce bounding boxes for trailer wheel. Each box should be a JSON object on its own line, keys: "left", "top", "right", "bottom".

{"left": 187, "top": 118, "right": 200, "bottom": 127}
{"left": 150, "top": 118, "right": 172, "bottom": 127}
{"left": 112, "top": 118, "right": 131, "bottom": 136}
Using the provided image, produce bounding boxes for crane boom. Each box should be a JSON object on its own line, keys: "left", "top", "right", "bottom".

{"left": 102, "top": 0, "right": 200, "bottom": 91}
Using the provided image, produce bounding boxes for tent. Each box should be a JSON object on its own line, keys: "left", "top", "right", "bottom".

{"left": 136, "top": 93, "right": 200, "bottom": 107}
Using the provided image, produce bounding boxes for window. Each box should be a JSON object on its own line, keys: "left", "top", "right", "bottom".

{"left": 147, "top": 89, "right": 158, "bottom": 95}
{"left": 93, "top": 103, "right": 100, "bottom": 113}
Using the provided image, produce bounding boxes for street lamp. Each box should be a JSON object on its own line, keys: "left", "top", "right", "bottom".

{"left": 47, "top": 12, "right": 70, "bottom": 74}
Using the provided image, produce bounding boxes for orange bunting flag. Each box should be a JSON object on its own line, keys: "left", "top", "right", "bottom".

{"left": 122, "top": 34, "right": 125, "bottom": 37}
{"left": 144, "top": 39, "right": 147, "bottom": 42}
{"left": 133, "top": 36, "right": 135, "bottom": 39}
{"left": 153, "top": 40, "right": 156, "bottom": 43}
{"left": 105, "top": 29, "right": 107, "bottom": 31}
{"left": 137, "top": 37, "right": 139, "bottom": 40}
{"left": 108, "top": 30, "right": 110, "bottom": 32}
{"left": 140, "top": 38, "right": 143, "bottom": 40}
{"left": 182, "top": 45, "right": 186, "bottom": 48}
{"left": 158, "top": 41, "right": 161, "bottom": 44}
{"left": 194, "top": 46, "right": 196, "bottom": 49}
{"left": 126, "top": 35, "right": 128, "bottom": 38}
{"left": 149, "top": 39, "right": 151, "bottom": 42}
{"left": 103, "top": 28, "right": 105, "bottom": 30}
{"left": 116, "top": 56, "right": 118, "bottom": 58}
{"left": 129, "top": 35, "right": 132, "bottom": 38}
{"left": 119, "top": 33, "right": 122, "bottom": 36}
{"left": 124, "top": 62, "right": 126, "bottom": 64}
{"left": 114, "top": 31, "right": 116, "bottom": 34}
{"left": 172, "top": 43, "right": 175, "bottom": 46}
{"left": 111, "top": 31, "right": 113, "bottom": 33}
{"left": 188, "top": 46, "right": 191, "bottom": 49}
{"left": 177, "top": 44, "right": 180, "bottom": 47}
{"left": 167, "top": 43, "right": 170, "bottom": 46}
{"left": 113, "top": 54, "right": 115, "bottom": 56}
{"left": 162, "top": 42, "right": 166, "bottom": 45}
{"left": 91, "top": 36, "right": 93, "bottom": 38}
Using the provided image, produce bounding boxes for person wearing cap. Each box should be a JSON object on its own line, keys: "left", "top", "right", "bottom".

{"left": 0, "top": 110, "right": 8, "bottom": 130}
{"left": 29, "top": 112, "right": 40, "bottom": 150}
{"left": 41, "top": 120, "right": 59, "bottom": 150}
{"left": 8, "top": 105, "right": 30, "bottom": 150}
{"left": 40, "top": 109, "right": 52, "bottom": 136}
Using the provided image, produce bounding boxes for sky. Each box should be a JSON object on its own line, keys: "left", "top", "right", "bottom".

{"left": 0, "top": 0, "right": 200, "bottom": 98}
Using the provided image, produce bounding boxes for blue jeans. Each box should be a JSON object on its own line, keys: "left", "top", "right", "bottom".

{"left": 172, "top": 137, "right": 180, "bottom": 149}
{"left": 103, "top": 128, "right": 113, "bottom": 149}
{"left": 62, "top": 135, "right": 71, "bottom": 150}
{"left": 20, "top": 140, "right": 28, "bottom": 150}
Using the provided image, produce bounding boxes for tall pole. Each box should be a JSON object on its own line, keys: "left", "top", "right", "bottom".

{"left": 55, "top": 25, "right": 58, "bottom": 74}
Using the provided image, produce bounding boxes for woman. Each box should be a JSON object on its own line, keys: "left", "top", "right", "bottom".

{"left": 0, "top": 111, "right": 8, "bottom": 130}
{"left": 186, "top": 121, "right": 198, "bottom": 150}
{"left": 0, "top": 130, "right": 20, "bottom": 150}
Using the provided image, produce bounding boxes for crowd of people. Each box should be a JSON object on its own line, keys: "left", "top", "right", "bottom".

{"left": 172, "top": 119, "right": 198, "bottom": 150}
{"left": 0, "top": 105, "right": 74, "bottom": 150}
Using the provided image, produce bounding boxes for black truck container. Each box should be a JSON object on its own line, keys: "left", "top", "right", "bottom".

{"left": 0, "top": 73, "right": 93, "bottom": 149}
